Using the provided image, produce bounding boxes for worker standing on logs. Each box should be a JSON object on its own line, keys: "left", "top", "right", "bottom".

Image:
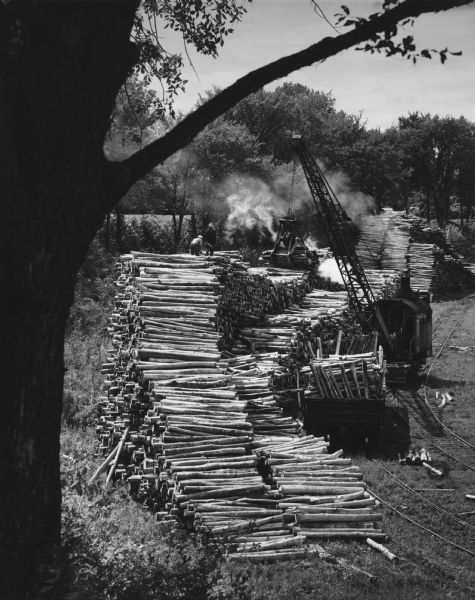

{"left": 190, "top": 235, "right": 203, "bottom": 256}
{"left": 203, "top": 223, "right": 217, "bottom": 256}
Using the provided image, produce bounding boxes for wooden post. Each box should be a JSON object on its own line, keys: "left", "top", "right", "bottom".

{"left": 422, "top": 461, "right": 443, "bottom": 477}
{"left": 88, "top": 443, "right": 120, "bottom": 485}
{"left": 366, "top": 538, "right": 399, "bottom": 563}
{"left": 106, "top": 427, "right": 130, "bottom": 485}
{"left": 317, "top": 337, "right": 323, "bottom": 359}
{"left": 296, "top": 369, "right": 302, "bottom": 409}
{"left": 335, "top": 330, "right": 342, "bottom": 356}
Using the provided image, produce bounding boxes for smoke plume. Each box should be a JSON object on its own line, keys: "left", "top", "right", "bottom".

{"left": 304, "top": 235, "right": 319, "bottom": 251}
{"left": 318, "top": 257, "right": 344, "bottom": 284}
{"left": 222, "top": 176, "right": 287, "bottom": 243}
{"left": 323, "top": 169, "right": 375, "bottom": 224}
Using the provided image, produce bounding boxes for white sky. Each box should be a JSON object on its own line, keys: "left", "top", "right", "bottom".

{"left": 156, "top": 0, "right": 475, "bottom": 130}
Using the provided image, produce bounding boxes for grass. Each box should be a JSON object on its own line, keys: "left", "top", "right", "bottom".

{"left": 56, "top": 424, "right": 475, "bottom": 600}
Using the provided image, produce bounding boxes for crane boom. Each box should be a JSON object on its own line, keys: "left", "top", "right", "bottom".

{"left": 294, "top": 138, "right": 374, "bottom": 313}
{"left": 293, "top": 135, "right": 396, "bottom": 349}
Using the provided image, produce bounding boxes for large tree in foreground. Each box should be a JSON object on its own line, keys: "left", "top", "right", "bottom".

{"left": 0, "top": 0, "right": 472, "bottom": 595}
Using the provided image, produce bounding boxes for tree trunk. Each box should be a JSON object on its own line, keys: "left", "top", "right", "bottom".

{"left": 175, "top": 213, "right": 185, "bottom": 252}
{"left": 424, "top": 193, "right": 432, "bottom": 223}
{"left": 190, "top": 212, "right": 198, "bottom": 239}
{"left": 0, "top": 132, "right": 111, "bottom": 595}
{"left": 0, "top": 167, "right": 111, "bottom": 597}
{"left": 115, "top": 207, "right": 125, "bottom": 252}
{"left": 105, "top": 212, "right": 111, "bottom": 251}
{"left": 0, "top": 4, "right": 139, "bottom": 596}
{"left": 1, "top": 267, "right": 73, "bottom": 598}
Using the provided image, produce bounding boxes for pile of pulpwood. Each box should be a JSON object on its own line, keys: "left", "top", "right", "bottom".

{"left": 353, "top": 210, "right": 475, "bottom": 297}
{"left": 94, "top": 251, "right": 386, "bottom": 561}
{"left": 405, "top": 216, "right": 475, "bottom": 295}
{"left": 356, "top": 208, "right": 408, "bottom": 275}
{"left": 216, "top": 263, "right": 314, "bottom": 351}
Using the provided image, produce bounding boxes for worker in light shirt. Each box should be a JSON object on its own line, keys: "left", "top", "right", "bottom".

{"left": 190, "top": 235, "right": 203, "bottom": 256}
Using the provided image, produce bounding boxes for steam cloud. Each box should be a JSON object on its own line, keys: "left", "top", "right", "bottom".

{"left": 222, "top": 176, "right": 287, "bottom": 242}
{"left": 304, "top": 235, "right": 319, "bottom": 251}
{"left": 211, "top": 164, "right": 377, "bottom": 249}
{"left": 323, "top": 169, "right": 375, "bottom": 224}
{"left": 318, "top": 257, "right": 344, "bottom": 285}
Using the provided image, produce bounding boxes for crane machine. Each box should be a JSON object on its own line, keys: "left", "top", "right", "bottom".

{"left": 269, "top": 213, "right": 316, "bottom": 269}
{"left": 292, "top": 135, "right": 432, "bottom": 378}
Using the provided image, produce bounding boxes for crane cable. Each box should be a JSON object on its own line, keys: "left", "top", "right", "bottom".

{"left": 372, "top": 459, "right": 475, "bottom": 531}
{"left": 388, "top": 390, "right": 475, "bottom": 472}
{"left": 368, "top": 487, "right": 475, "bottom": 558}
{"left": 289, "top": 159, "right": 297, "bottom": 216}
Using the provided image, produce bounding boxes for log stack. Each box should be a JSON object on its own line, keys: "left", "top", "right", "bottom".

{"left": 355, "top": 208, "right": 408, "bottom": 271}
{"left": 216, "top": 263, "right": 313, "bottom": 350}
{"left": 353, "top": 209, "right": 409, "bottom": 298}
{"left": 404, "top": 216, "right": 475, "bottom": 295}
{"left": 252, "top": 436, "right": 386, "bottom": 549}
{"left": 407, "top": 242, "right": 435, "bottom": 293}
{"left": 95, "top": 251, "right": 386, "bottom": 558}
{"left": 355, "top": 213, "right": 389, "bottom": 268}
{"left": 380, "top": 214, "right": 410, "bottom": 272}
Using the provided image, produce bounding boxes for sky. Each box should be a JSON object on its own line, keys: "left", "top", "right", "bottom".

{"left": 155, "top": 0, "right": 475, "bottom": 130}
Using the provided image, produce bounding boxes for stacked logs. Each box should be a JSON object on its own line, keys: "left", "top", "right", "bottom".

{"left": 284, "top": 289, "right": 348, "bottom": 321}
{"left": 356, "top": 215, "right": 387, "bottom": 267}
{"left": 303, "top": 352, "right": 386, "bottom": 402}
{"left": 239, "top": 435, "right": 386, "bottom": 558}
{"left": 239, "top": 326, "right": 297, "bottom": 353}
{"left": 231, "top": 286, "right": 357, "bottom": 394}
{"left": 404, "top": 216, "right": 475, "bottom": 295}
{"left": 380, "top": 215, "right": 410, "bottom": 272}
{"left": 216, "top": 264, "right": 313, "bottom": 350}
{"left": 229, "top": 353, "right": 302, "bottom": 437}
{"left": 407, "top": 242, "right": 435, "bottom": 293}
{"left": 95, "top": 251, "right": 386, "bottom": 559}
{"left": 149, "top": 378, "right": 269, "bottom": 523}
{"left": 364, "top": 268, "right": 400, "bottom": 300}
{"left": 355, "top": 208, "right": 408, "bottom": 272}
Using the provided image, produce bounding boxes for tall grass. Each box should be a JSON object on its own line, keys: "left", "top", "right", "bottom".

{"left": 63, "top": 240, "right": 115, "bottom": 425}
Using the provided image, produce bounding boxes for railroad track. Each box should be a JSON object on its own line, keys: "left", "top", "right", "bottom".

{"left": 389, "top": 293, "right": 475, "bottom": 469}
{"left": 390, "top": 388, "right": 475, "bottom": 471}
{"left": 366, "top": 293, "right": 475, "bottom": 567}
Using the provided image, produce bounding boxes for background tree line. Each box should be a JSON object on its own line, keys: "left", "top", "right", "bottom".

{"left": 107, "top": 78, "right": 475, "bottom": 255}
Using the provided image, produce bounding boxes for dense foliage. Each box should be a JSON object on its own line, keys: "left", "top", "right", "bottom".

{"left": 112, "top": 80, "right": 475, "bottom": 253}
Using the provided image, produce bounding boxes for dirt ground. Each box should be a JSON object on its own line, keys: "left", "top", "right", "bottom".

{"left": 426, "top": 293, "right": 475, "bottom": 442}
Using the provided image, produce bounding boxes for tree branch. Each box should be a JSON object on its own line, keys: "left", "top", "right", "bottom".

{"left": 107, "top": 0, "right": 473, "bottom": 205}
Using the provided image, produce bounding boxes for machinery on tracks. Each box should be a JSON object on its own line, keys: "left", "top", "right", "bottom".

{"left": 292, "top": 134, "right": 432, "bottom": 379}
{"left": 284, "top": 135, "right": 433, "bottom": 443}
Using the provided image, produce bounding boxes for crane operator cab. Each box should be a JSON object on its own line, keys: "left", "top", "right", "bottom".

{"left": 371, "top": 273, "right": 432, "bottom": 377}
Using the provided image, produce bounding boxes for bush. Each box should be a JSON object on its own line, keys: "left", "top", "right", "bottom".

{"left": 121, "top": 216, "right": 191, "bottom": 254}
{"left": 447, "top": 222, "right": 475, "bottom": 261}
{"left": 42, "top": 428, "right": 227, "bottom": 600}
